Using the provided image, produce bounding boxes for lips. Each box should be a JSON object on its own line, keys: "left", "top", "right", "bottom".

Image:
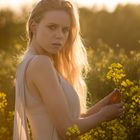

{"left": 52, "top": 43, "right": 62, "bottom": 46}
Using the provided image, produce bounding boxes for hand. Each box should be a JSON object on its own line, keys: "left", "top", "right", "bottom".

{"left": 109, "top": 88, "right": 122, "bottom": 104}
{"left": 98, "top": 102, "right": 124, "bottom": 122}
{"left": 98, "top": 89, "right": 122, "bottom": 108}
{"left": 83, "top": 89, "right": 123, "bottom": 117}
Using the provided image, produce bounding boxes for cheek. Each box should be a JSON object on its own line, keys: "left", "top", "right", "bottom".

{"left": 64, "top": 33, "right": 70, "bottom": 42}
{"left": 36, "top": 30, "right": 47, "bottom": 46}
{"left": 37, "top": 27, "right": 48, "bottom": 40}
{"left": 39, "top": 28, "right": 46, "bottom": 36}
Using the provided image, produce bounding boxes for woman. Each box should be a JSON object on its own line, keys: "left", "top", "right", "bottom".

{"left": 13, "top": 0, "right": 124, "bottom": 139}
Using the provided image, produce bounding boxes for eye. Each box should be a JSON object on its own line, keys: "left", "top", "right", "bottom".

{"left": 62, "top": 27, "right": 70, "bottom": 34}
{"left": 47, "top": 24, "right": 57, "bottom": 30}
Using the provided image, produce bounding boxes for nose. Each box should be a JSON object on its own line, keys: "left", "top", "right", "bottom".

{"left": 55, "top": 29, "right": 64, "bottom": 39}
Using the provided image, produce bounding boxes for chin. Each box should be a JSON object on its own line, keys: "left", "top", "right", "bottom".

{"left": 46, "top": 51, "right": 59, "bottom": 56}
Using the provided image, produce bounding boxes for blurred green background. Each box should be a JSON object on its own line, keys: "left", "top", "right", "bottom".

{"left": 0, "top": 4, "right": 140, "bottom": 140}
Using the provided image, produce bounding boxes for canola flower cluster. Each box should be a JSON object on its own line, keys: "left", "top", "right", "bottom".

{"left": 79, "top": 126, "right": 106, "bottom": 140}
{"left": 0, "top": 92, "right": 9, "bottom": 138}
{"left": 66, "top": 124, "right": 80, "bottom": 139}
{"left": 78, "top": 120, "right": 127, "bottom": 140}
{"left": 106, "top": 63, "right": 140, "bottom": 139}
{"left": 106, "top": 63, "right": 126, "bottom": 84}
{"left": 0, "top": 62, "right": 140, "bottom": 139}
{"left": 78, "top": 63, "right": 140, "bottom": 139}
{"left": 0, "top": 92, "right": 7, "bottom": 113}
{"left": 121, "top": 79, "right": 134, "bottom": 88}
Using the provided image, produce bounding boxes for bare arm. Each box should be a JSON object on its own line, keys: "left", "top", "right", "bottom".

{"left": 81, "top": 91, "right": 117, "bottom": 117}
{"left": 28, "top": 55, "right": 124, "bottom": 139}
{"left": 81, "top": 101, "right": 103, "bottom": 118}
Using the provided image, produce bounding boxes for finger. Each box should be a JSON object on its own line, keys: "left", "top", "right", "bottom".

{"left": 119, "top": 108, "right": 124, "bottom": 112}
{"left": 119, "top": 108, "right": 125, "bottom": 115}
{"left": 115, "top": 88, "right": 122, "bottom": 93}
{"left": 117, "top": 112, "right": 123, "bottom": 117}
{"left": 107, "top": 91, "right": 114, "bottom": 97}
{"left": 117, "top": 109, "right": 125, "bottom": 117}
{"left": 118, "top": 110, "right": 125, "bottom": 117}
{"left": 115, "top": 102, "right": 124, "bottom": 107}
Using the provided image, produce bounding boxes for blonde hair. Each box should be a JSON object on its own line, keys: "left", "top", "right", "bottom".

{"left": 26, "top": 0, "right": 90, "bottom": 113}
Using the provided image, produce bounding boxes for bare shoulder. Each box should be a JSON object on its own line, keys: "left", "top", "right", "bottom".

{"left": 30, "top": 55, "right": 53, "bottom": 69}
{"left": 26, "top": 55, "right": 56, "bottom": 82}
{"left": 29, "top": 55, "right": 54, "bottom": 71}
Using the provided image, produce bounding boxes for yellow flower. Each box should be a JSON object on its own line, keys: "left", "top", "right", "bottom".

{"left": 0, "top": 92, "right": 7, "bottom": 113}
{"left": 121, "top": 81, "right": 127, "bottom": 87}
{"left": 106, "top": 63, "right": 126, "bottom": 84}
{"left": 66, "top": 124, "right": 80, "bottom": 139}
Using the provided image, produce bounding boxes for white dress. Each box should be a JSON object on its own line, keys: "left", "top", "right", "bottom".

{"left": 13, "top": 51, "right": 81, "bottom": 140}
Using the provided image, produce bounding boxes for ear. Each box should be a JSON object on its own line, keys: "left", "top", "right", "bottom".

{"left": 30, "top": 20, "right": 38, "bottom": 34}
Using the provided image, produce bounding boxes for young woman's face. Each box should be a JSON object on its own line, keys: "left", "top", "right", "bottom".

{"left": 34, "top": 10, "right": 71, "bottom": 54}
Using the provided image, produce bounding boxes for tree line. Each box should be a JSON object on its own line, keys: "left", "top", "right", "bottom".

{"left": 0, "top": 4, "right": 140, "bottom": 53}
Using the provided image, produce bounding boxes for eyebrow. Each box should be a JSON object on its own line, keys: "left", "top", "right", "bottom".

{"left": 47, "top": 23, "right": 70, "bottom": 28}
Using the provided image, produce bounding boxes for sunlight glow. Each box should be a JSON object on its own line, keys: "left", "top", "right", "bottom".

{"left": 75, "top": 0, "right": 140, "bottom": 11}
{"left": 0, "top": 0, "right": 32, "bottom": 9}
{"left": 0, "top": 0, "right": 140, "bottom": 12}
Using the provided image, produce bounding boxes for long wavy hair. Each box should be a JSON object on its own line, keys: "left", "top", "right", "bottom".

{"left": 26, "top": 0, "right": 90, "bottom": 113}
